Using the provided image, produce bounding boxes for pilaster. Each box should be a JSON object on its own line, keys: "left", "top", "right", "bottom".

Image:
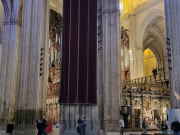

{"left": 129, "top": 15, "right": 136, "bottom": 79}
{"left": 102, "top": 0, "right": 121, "bottom": 132}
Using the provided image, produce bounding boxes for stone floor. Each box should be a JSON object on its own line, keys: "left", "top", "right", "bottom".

{"left": 0, "top": 128, "right": 160, "bottom": 135}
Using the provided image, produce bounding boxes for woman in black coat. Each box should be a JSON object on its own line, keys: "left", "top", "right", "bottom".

{"left": 36, "top": 116, "right": 47, "bottom": 135}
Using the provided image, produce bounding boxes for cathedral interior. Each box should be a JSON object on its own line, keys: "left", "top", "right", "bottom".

{"left": 0, "top": 0, "right": 179, "bottom": 135}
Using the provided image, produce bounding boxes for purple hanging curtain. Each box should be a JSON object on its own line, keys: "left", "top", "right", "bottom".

{"left": 59, "top": 0, "right": 97, "bottom": 104}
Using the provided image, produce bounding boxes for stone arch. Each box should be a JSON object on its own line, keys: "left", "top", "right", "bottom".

{"left": 144, "top": 45, "right": 161, "bottom": 69}
{"left": 136, "top": 9, "right": 165, "bottom": 49}
{"left": 143, "top": 35, "right": 164, "bottom": 73}
{"left": 50, "top": 0, "right": 63, "bottom": 15}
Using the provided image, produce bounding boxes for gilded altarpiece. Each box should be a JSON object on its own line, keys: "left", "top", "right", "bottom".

{"left": 122, "top": 75, "right": 170, "bottom": 129}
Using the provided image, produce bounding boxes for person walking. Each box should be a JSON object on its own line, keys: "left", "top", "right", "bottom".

{"left": 142, "top": 118, "right": 147, "bottom": 134}
{"left": 78, "top": 118, "right": 87, "bottom": 135}
{"left": 171, "top": 118, "right": 180, "bottom": 135}
{"left": 162, "top": 120, "right": 168, "bottom": 134}
{"left": 119, "top": 116, "right": 124, "bottom": 135}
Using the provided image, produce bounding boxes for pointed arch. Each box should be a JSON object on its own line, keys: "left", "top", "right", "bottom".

{"left": 136, "top": 9, "right": 165, "bottom": 49}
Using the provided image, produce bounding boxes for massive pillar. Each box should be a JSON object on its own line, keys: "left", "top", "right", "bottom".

{"left": 0, "top": 0, "right": 11, "bottom": 128}
{"left": 11, "top": 0, "right": 50, "bottom": 134}
{"left": 59, "top": 0, "right": 100, "bottom": 134}
{"left": 0, "top": 0, "right": 21, "bottom": 129}
{"left": 98, "top": 0, "right": 122, "bottom": 132}
{"left": 60, "top": 0, "right": 121, "bottom": 134}
{"left": 164, "top": 0, "right": 180, "bottom": 108}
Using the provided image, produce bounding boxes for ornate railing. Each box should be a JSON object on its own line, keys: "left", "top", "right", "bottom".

{"left": 123, "top": 72, "right": 169, "bottom": 85}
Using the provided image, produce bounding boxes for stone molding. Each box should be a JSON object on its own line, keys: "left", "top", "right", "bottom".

{"left": 103, "top": 9, "right": 120, "bottom": 14}
{"left": 3, "top": 21, "right": 21, "bottom": 26}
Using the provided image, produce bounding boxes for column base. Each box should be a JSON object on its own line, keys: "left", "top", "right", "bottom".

{"left": 60, "top": 130, "right": 98, "bottom": 135}
{"left": 0, "top": 123, "right": 7, "bottom": 130}
{"left": 12, "top": 126, "right": 37, "bottom": 135}
{"left": 60, "top": 121, "right": 100, "bottom": 135}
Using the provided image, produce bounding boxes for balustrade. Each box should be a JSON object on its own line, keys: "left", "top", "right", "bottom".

{"left": 122, "top": 72, "right": 169, "bottom": 89}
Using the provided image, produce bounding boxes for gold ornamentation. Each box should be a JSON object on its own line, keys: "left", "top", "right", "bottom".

{"left": 136, "top": 101, "right": 139, "bottom": 106}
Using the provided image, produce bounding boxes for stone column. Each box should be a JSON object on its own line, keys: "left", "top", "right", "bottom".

{"left": 136, "top": 48, "right": 144, "bottom": 78}
{"left": 102, "top": 0, "right": 121, "bottom": 132}
{"left": 57, "top": 104, "right": 60, "bottom": 124}
{"left": 60, "top": 105, "right": 100, "bottom": 135}
{"left": 129, "top": 15, "right": 136, "bottom": 79}
{"left": 164, "top": 0, "right": 180, "bottom": 108}
{"left": 163, "top": 55, "right": 168, "bottom": 73}
{"left": 12, "top": 0, "right": 50, "bottom": 134}
{"left": 0, "top": 0, "right": 22, "bottom": 129}
{"left": 0, "top": 14, "right": 11, "bottom": 130}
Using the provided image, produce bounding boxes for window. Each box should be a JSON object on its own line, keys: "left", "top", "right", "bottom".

{"left": 119, "top": 0, "right": 123, "bottom": 14}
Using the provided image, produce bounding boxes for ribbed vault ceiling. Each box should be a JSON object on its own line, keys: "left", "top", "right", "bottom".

{"left": 50, "top": 0, "right": 63, "bottom": 15}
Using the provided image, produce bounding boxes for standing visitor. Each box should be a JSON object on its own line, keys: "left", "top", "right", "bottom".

{"left": 44, "top": 119, "right": 49, "bottom": 135}
{"left": 119, "top": 116, "right": 124, "bottom": 135}
{"left": 78, "top": 118, "right": 87, "bottom": 135}
{"left": 36, "top": 116, "right": 47, "bottom": 135}
{"left": 171, "top": 118, "right": 180, "bottom": 135}
{"left": 162, "top": 120, "right": 168, "bottom": 134}
{"left": 142, "top": 118, "right": 147, "bottom": 134}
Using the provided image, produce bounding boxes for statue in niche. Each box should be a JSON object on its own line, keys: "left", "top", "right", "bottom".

{"left": 121, "top": 26, "right": 129, "bottom": 42}
{"left": 152, "top": 67, "right": 157, "bottom": 79}
{"left": 135, "top": 101, "right": 139, "bottom": 106}
{"left": 155, "top": 102, "right": 158, "bottom": 107}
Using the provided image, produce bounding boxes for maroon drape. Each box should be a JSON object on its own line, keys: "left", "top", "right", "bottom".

{"left": 59, "top": 0, "right": 97, "bottom": 104}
